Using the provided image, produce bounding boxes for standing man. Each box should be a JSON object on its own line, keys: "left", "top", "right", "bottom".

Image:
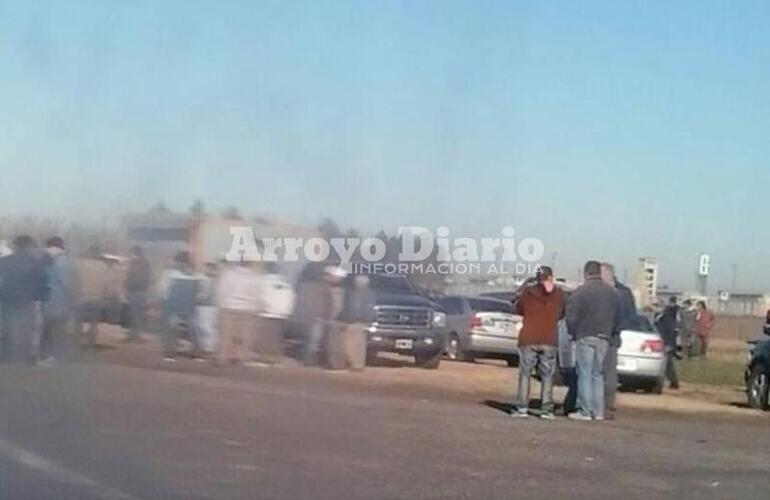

{"left": 0, "top": 236, "right": 48, "bottom": 364}
{"left": 511, "top": 266, "right": 565, "bottom": 420}
{"left": 215, "top": 260, "right": 261, "bottom": 366}
{"left": 656, "top": 296, "right": 682, "bottom": 390}
{"left": 254, "top": 262, "right": 294, "bottom": 365}
{"left": 293, "top": 264, "right": 336, "bottom": 366}
{"left": 77, "top": 246, "right": 109, "bottom": 349}
{"left": 566, "top": 261, "right": 621, "bottom": 421}
{"left": 195, "top": 262, "right": 219, "bottom": 356}
{"left": 680, "top": 300, "right": 698, "bottom": 359}
{"left": 124, "top": 246, "right": 152, "bottom": 343}
{"left": 157, "top": 251, "right": 201, "bottom": 362}
{"left": 695, "top": 301, "right": 715, "bottom": 358}
{"left": 600, "top": 263, "right": 636, "bottom": 419}
{"left": 40, "top": 237, "right": 80, "bottom": 365}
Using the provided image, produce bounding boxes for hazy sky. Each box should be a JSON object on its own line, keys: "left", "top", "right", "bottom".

{"left": 1, "top": 0, "right": 768, "bottom": 291}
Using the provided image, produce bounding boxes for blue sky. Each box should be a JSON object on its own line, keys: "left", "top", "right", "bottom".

{"left": 1, "top": 0, "right": 768, "bottom": 291}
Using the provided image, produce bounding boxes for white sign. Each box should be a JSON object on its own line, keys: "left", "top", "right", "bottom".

{"left": 698, "top": 254, "right": 710, "bottom": 277}
{"left": 719, "top": 290, "right": 730, "bottom": 302}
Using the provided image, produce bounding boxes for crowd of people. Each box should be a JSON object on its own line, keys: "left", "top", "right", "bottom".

{"left": 0, "top": 235, "right": 717, "bottom": 420}
{"left": 510, "top": 260, "right": 715, "bottom": 422}
{"left": 0, "top": 235, "right": 365, "bottom": 369}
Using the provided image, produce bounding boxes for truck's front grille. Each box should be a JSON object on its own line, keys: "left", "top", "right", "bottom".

{"left": 375, "top": 307, "right": 431, "bottom": 329}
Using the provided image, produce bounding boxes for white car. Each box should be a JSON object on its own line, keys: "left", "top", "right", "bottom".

{"left": 438, "top": 296, "right": 522, "bottom": 366}
{"left": 558, "top": 315, "right": 666, "bottom": 394}
{"left": 617, "top": 316, "right": 666, "bottom": 394}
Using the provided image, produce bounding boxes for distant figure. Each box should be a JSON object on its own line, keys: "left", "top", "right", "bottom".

{"left": 511, "top": 266, "right": 565, "bottom": 420}
{"left": 293, "top": 264, "right": 336, "bottom": 366}
{"left": 0, "top": 236, "right": 48, "bottom": 364}
{"left": 215, "top": 260, "right": 261, "bottom": 366}
{"left": 656, "top": 296, "right": 682, "bottom": 390}
{"left": 77, "top": 246, "right": 109, "bottom": 349}
{"left": 680, "top": 300, "right": 698, "bottom": 359}
{"left": 329, "top": 274, "right": 371, "bottom": 372}
{"left": 695, "top": 301, "right": 715, "bottom": 358}
{"left": 566, "top": 260, "right": 621, "bottom": 421}
{"left": 600, "top": 262, "right": 636, "bottom": 419}
{"left": 157, "top": 251, "right": 201, "bottom": 362}
{"left": 254, "top": 262, "right": 294, "bottom": 365}
{"left": 124, "top": 246, "right": 152, "bottom": 343}
{"left": 40, "top": 237, "right": 80, "bottom": 365}
{"left": 195, "top": 262, "right": 219, "bottom": 355}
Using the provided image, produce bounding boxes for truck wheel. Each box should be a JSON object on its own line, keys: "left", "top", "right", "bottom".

{"left": 747, "top": 364, "right": 769, "bottom": 410}
{"left": 506, "top": 355, "right": 519, "bottom": 368}
{"left": 415, "top": 350, "right": 442, "bottom": 369}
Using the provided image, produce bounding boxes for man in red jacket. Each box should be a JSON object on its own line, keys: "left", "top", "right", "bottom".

{"left": 511, "top": 266, "right": 565, "bottom": 420}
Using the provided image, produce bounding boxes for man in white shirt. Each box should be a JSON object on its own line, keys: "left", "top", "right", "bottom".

{"left": 215, "top": 260, "right": 261, "bottom": 365}
{"left": 254, "top": 262, "right": 294, "bottom": 365}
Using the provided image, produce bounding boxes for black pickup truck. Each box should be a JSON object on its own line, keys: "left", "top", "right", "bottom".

{"left": 358, "top": 274, "right": 448, "bottom": 369}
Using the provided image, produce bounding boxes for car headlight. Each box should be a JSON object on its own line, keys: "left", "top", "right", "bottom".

{"left": 432, "top": 312, "right": 446, "bottom": 328}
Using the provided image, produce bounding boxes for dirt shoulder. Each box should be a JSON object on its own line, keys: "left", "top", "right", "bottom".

{"left": 90, "top": 325, "right": 766, "bottom": 420}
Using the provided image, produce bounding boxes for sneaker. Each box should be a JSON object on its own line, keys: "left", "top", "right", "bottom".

{"left": 510, "top": 409, "right": 529, "bottom": 419}
{"left": 593, "top": 416, "right": 605, "bottom": 421}
{"left": 568, "top": 412, "right": 593, "bottom": 421}
{"left": 37, "top": 357, "right": 56, "bottom": 368}
{"left": 162, "top": 357, "right": 177, "bottom": 363}
{"left": 540, "top": 412, "right": 556, "bottom": 421}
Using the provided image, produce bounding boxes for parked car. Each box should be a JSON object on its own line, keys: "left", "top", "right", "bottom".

{"left": 362, "top": 274, "right": 448, "bottom": 369}
{"left": 436, "top": 296, "right": 522, "bottom": 366}
{"left": 745, "top": 310, "right": 770, "bottom": 410}
{"left": 554, "top": 314, "right": 665, "bottom": 393}
{"left": 617, "top": 315, "right": 666, "bottom": 394}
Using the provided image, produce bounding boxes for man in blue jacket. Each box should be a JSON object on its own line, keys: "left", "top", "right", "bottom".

{"left": 40, "top": 237, "right": 80, "bottom": 365}
{"left": 0, "top": 235, "right": 48, "bottom": 364}
{"left": 566, "top": 261, "right": 621, "bottom": 421}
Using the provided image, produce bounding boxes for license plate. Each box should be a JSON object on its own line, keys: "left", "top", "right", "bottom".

{"left": 395, "top": 339, "right": 414, "bottom": 350}
{"left": 618, "top": 358, "right": 638, "bottom": 371}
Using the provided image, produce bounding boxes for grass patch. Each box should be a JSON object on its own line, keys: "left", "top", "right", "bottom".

{"left": 678, "top": 358, "right": 745, "bottom": 387}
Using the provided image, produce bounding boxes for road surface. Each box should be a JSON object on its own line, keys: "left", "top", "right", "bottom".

{"left": 0, "top": 356, "right": 768, "bottom": 499}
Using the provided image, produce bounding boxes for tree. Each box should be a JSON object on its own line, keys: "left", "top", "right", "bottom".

{"left": 318, "top": 217, "right": 344, "bottom": 239}
{"left": 190, "top": 200, "right": 206, "bottom": 217}
{"left": 222, "top": 206, "right": 242, "bottom": 220}
{"left": 148, "top": 201, "right": 171, "bottom": 215}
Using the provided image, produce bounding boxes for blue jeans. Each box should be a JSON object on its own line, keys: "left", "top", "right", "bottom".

{"left": 515, "top": 344, "right": 557, "bottom": 414}
{"left": 575, "top": 336, "right": 609, "bottom": 419}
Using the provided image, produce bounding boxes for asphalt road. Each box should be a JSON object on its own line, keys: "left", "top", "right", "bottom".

{"left": 0, "top": 358, "right": 768, "bottom": 500}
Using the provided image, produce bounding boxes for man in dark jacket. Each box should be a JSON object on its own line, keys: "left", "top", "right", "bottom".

{"left": 124, "top": 246, "right": 152, "bottom": 343}
{"left": 601, "top": 263, "right": 637, "bottom": 418}
{"left": 157, "top": 251, "right": 201, "bottom": 361}
{"left": 294, "top": 264, "right": 334, "bottom": 366}
{"left": 0, "top": 235, "right": 48, "bottom": 364}
{"left": 511, "top": 266, "right": 565, "bottom": 420}
{"left": 566, "top": 261, "right": 621, "bottom": 421}
{"left": 656, "top": 296, "right": 681, "bottom": 389}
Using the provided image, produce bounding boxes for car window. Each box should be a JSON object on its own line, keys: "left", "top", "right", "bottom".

{"left": 438, "top": 297, "right": 465, "bottom": 314}
{"left": 369, "top": 274, "right": 414, "bottom": 295}
{"left": 632, "top": 315, "right": 656, "bottom": 333}
{"left": 468, "top": 298, "right": 514, "bottom": 314}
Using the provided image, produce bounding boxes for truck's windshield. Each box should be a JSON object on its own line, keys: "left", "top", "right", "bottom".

{"left": 368, "top": 274, "right": 414, "bottom": 295}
